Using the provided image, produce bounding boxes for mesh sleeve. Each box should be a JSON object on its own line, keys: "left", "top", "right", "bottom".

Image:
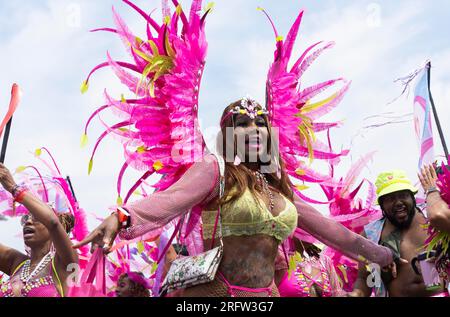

{"left": 294, "top": 194, "right": 394, "bottom": 267}
{"left": 119, "top": 154, "right": 220, "bottom": 240}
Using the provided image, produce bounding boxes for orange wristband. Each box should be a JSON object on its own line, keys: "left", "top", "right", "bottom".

{"left": 117, "top": 210, "right": 128, "bottom": 223}
{"left": 14, "top": 189, "right": 28, "bottom": 204}
{"left": 115, "top": 207, "right": 130, "bottom": 229}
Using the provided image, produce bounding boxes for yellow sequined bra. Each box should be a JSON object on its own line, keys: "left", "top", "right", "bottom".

{"left": 202, "top": 189, "right": 298, "bottom": 242}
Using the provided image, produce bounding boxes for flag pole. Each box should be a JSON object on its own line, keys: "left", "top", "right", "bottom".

{"left": 0, "top": 117, "right": 13, "bottom": 164}
{"left": 427, "top": 61, "right": 449, "bottom": 164}
{"left": 66, "top": 176, "right": 78, "bottom": 203}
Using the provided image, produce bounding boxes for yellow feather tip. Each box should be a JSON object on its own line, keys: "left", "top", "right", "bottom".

{"left": 151, "top": 262, "right": 158, "bottom": 274}
{"left": 176, "top": 5, "right": 183, "bottom": 15}
{"left": 80, "top": 81, "right": 89, "bottom": 94}
{"left": 15, "top": 166, "right": 27, "bottom": 173}
{"left": 88, "top": 159, "right": 93, "bottom": 175}
{"left": 137, "top": 241, "right": 144, "bottom": 254}
{"left": 276, "top": 36, "right": 284, "bottom": 42}
{"left": 296, "top": 185, "right": 309, "bottom": 191}
{"left": 205, "top": 2, "right": 215, "bottom": 12}
{"left": 34, "top": 148, "right": 42, "bottom": 157}
{"left": 117, "top": 196, "right": 123, "bottom": 206}
{"left": 153, "top": 160, "right": 164, "bottom": 171}
{"left": 137, "top": 146, "right": 146, "bottom": 154}
{"left": 80, "top": 134, "right": 88, "bottom": 148}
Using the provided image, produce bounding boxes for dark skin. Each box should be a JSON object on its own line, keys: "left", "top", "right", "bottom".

{"left": 233, "top": 114, "right": 269, "bottom": 166}
{"left": 349, "top": 190, "right": 442, "bottom": 297}
{"left": 0, "top": 164, "right": 78, "bottom": 296}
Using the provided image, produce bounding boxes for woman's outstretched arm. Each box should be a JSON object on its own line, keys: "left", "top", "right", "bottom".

{"left": 294, "top": 193, "right": 395, "bottom": 267}
{"left": 75, "top": 154, "right": 220, "bottom": 252}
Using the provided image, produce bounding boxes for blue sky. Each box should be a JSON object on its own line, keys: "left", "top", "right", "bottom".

{"left": 0, "top": 0, "right": 449, "bottom": 251}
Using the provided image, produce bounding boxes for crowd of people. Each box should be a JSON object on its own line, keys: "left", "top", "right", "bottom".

{"left": 0, "top": 0, "right": 448, "bottom": 298}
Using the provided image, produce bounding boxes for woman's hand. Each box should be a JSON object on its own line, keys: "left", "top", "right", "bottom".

{"left": 418, "top": 164, "right": 438, "bottom": 194}
{"left": 0, "top": 163, "right": 17, "bottom": 193}
{"left": 73, "top": 213, "right": 121, "bottom": 254}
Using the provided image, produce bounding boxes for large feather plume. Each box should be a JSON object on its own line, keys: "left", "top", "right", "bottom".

{"left": 81, "top": 0, "right": 212, "bottom": 206}
{"left": 262, "top": 8, "right": 350, "bottom": 198}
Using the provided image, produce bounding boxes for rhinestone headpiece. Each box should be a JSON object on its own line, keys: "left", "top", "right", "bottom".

{"left": 220, "top": 96, "right": 269, "bottom": 127}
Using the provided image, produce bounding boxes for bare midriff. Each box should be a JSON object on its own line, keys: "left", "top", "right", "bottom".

{"left": 200, "top": 186, "right": 289, "bottom": 289}
{"left": 217, "top": 235, "right": 279, "bottom": 288}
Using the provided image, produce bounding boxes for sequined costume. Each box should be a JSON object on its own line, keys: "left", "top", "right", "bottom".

{"left": 0, "top": 256, "right": 63, "bottom": 297}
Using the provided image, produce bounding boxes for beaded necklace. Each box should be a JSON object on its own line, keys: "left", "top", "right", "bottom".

{"left": 20, "top": 253, "right": 52, "bottom": 283}
{"left": 253, "top": 171, "right": 275, "bottom": 212}
{"left": 0, "top": 253, "right": 61, "bottom": 297}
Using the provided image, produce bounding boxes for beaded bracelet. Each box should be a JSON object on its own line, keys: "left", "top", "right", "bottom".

{"left": 11, "top": 184, "right": 22, "bottom": 197}
{"left": 14, "top": 189, "right": 28, "bottom": 204}
{"left": 112, "top": 207, "right": 130, "bottom": 229}
{"left": 12, "top": 185, "right": 29, "bottom": 204}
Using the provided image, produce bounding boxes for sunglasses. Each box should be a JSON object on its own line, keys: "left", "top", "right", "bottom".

{"left": 20, "top": 214, "right": 41, "bottom": 226}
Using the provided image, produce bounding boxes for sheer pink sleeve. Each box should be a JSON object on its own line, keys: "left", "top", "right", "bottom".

{"left": 294, "top": 194, "right": 393, "bottom": 267}
{"left": 119, "top": 154, "right": 220, "bottom": 240}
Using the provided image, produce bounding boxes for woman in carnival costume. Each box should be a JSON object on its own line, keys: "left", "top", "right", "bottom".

{"left": 0, "top": 148, "right": 89, "bottom": 297}
{"left": 76, "top": 0, "right": 400, "bottom": 297}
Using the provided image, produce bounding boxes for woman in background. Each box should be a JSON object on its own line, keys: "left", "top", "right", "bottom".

{"left": 0, "top": 164, "right": 78, "bottom": 297}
